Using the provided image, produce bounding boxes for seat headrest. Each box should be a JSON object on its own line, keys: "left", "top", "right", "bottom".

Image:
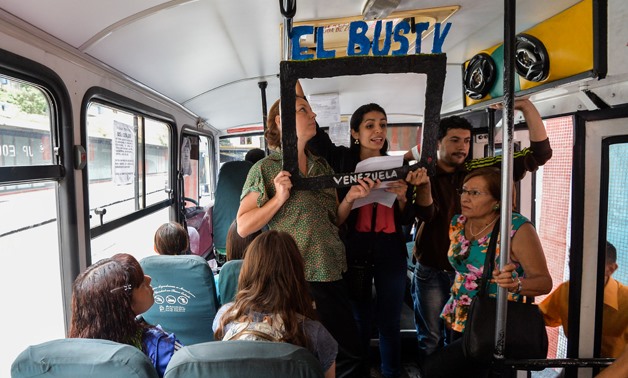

{"left": 11, "top": 338, "right": 158, "bottom": 378}
{"left": 164, "top": 340, "right": 324, "bottom": 378}
{"left": 140, "top": 255, "right": 218, "bottom": 345}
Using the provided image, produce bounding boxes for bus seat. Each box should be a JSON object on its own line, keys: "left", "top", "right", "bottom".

{"left": 140, "top": 255, "right": 219, "bottom": 345}
{"left": 163, "top": 340, "right": 324, "bottom": 378}
{"left": 11, "top": 338, "right": 158, "bottom": 378}
{"left": 212, "top": 160, "right": 253, "bottom": 262}
{"left": 217, "top": 259, "right": 243, "bottom": 305}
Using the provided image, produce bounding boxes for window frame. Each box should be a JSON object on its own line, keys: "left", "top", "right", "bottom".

{"left": 0, "top": 47, "right": 78, "bottom": 329}
{"left": 81, "top": 88, "right": 178, "bottom": 256}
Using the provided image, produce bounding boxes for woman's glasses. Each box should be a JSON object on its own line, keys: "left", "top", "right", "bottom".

{"left": 457, "top": 188, "right": 488, "bottom": 197}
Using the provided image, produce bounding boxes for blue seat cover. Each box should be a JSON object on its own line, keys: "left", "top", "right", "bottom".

{"left": 212, "top": 160, "right": 253, "bottom": 256}
{"left": 11, "top": 338, "right": 158, "bottom": 378}
{"left": 217, "top": 259, "right": 243, "bottom": 305}
{"left": 140, "top": 255, "right": 219, "bottom": 345}
{"left": 164, "top": 340, "right": 324, "bottom": 378}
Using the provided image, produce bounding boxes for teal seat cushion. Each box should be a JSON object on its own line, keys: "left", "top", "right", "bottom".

{"left": 217, "top": 260, "right": 243, "bottom": 305}
{"left": 212, "top": 161, "right": 253, "bottom": 252}
{"left": 140, "top": 255, "right": 219, "bottom": 345}
{"left": 164, "top": 340, "right": 324, "bottom": 378}
{"left": 11, "top": 338, "right": 158, "bottom": 378}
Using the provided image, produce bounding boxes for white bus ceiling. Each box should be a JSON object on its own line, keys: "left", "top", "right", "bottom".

{"left": 2, "top": 0, "right": 626, "bottom": 132}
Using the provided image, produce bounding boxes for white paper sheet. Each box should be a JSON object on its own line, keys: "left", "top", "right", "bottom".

{"left": 351, "top": 155, "right": 404, "bottom": 209}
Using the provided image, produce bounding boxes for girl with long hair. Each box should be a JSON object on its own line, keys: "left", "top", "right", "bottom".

{"left": 213, "top": 230, "right": 338, "bottom": 378}
{"left": 69, "top": 253, "right": 182, "bottom": 377}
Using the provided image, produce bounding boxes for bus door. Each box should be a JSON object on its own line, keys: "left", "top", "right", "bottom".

{"left": 179, "top": 130, "right": 215, "bottom": 258}
{"left": 572, "top": 110, "right": 628, "bottom": 365}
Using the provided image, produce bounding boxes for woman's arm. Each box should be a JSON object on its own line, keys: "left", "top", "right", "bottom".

{"left": 493, "top": 223, "right": 553, "bottom": 296}
{"left": 236, "top": 171, "right": 292, "bottom": 237}
{"left": 337, "top": 178, "right": 376, "bottom": 225}
{"left": 324, "top": 361, "right": 336, "bottom": 378}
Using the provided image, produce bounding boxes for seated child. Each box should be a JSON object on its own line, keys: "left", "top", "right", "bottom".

{"left": 69, "top": 253, "right": 182, "bottom": 377}
{"left": 154, "top": 222, "right": 189, "bottom": 255}
{"left": 217, "top": 220, "right": 261, "bottom": 304}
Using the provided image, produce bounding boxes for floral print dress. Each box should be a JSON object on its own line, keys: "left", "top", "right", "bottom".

{"left": 440, "top": 213, "right": 529, "bottom": 333}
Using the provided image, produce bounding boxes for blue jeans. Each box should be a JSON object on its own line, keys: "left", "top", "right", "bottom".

{"left": 348, "top": 233, "right": 407, "bottom": 378}
{"left": 411, "top": 263, "right": 455, "bottom": 358}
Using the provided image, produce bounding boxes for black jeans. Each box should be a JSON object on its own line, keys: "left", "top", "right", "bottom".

{"left": 423, "top": 331, "right": 490, "bottom": 378}
{"left": 309, "top": 279, "right": 363, "bottom": 378}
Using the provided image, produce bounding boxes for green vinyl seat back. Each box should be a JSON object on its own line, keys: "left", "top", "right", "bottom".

{"left": 217, "top": 259, "right": 243, "bottom": 305}
{"left": 11, "top": 338, "right": 158, "bottom": 378}
{"left": 140, "top": 255, "right": 218, "bottom": 345}
{"left": 212, "top": 160, "right": 253, "bottom": 259}
{"left": 163, "top": 340, "right": 324, "bottom": 378}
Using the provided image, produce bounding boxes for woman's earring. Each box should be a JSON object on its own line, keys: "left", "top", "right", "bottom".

{"left": 354, "top": 139, "right": 360, "bottom": 145}
{"left": 493, "top": 203, "right": 500, "bottom": 211}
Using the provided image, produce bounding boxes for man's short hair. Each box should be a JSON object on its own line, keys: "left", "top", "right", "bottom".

{"left": 606, "top": 241, "right": 617, "bottom": 265}
{"left": 437, "top": 116, "right": 473, "bottom": 140}
{"left": 245, "top": 148, "right": 266, "bottom": 164}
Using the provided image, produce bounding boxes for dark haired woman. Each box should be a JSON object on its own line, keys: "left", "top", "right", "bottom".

{"left": 214, "top": 230, "right": 338, "bottom": 377}
{"left": 308, "top": 102, "right": 427, "bottom": 378}
{"left": 69, "top": 253, "right": 182, "bottom": 377}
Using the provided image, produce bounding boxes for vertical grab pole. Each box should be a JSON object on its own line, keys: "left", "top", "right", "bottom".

{"left": 486, "top": 107, "right": 496, "bottom": 157}
{"left": 495, "top": 0, "right": 516, "bottom": 361}
{"left": 258, "top": 81, "right": 269, "bottom": 155}
{"left": 280, "top": 0, "right": 296, "bottom": 61}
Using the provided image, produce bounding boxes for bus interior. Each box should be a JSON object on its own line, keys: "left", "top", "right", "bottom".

{"left": 1, "top": 0, "right": 627, "bottom": 376}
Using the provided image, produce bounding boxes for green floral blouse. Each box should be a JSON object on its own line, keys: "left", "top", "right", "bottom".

{"left": 240, "top": 150, "right": 347, "bottom": 282}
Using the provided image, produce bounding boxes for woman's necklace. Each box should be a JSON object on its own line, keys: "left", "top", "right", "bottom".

{"left": 469, "top": 216, "right": 498, "bottom": 238}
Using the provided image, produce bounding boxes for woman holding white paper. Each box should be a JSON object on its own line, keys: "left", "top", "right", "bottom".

{"left": 309, "top": 102, "right": 428, "bottom": 378}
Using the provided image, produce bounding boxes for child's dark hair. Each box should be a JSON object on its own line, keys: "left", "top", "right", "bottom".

{"left": 226, "top": 221, "right": 261, "bottom": 261}
{"left": 154, "top": 222, "right": 189, "bottom": 255}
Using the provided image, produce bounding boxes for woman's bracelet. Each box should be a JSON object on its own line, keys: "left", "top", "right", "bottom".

{"left": 514, "top": 278, "right": 522, "bottom": 294}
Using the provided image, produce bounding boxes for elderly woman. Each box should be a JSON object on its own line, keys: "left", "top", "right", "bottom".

{"left": 423, "top": 167, "right": 552, "bottom": 377}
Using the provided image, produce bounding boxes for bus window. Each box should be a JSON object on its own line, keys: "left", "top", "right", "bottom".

{"left": 606, "top": 141, "right": 628, "bottom": 284}
{"left": 219, "top": 134, "right": 265, "bottom": 165}
{"left": 87, "top": 102, "right": 172, "bottom": 263}
{"left": 0, "top": 77, "right": 65, "bottom": 373}
{"left": 198, "top": 135, "right": 214, "bottom": 206}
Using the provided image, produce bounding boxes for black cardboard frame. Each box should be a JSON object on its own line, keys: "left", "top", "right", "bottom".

{"left": 279, "top": 54, "right": 446, "bottom": 189}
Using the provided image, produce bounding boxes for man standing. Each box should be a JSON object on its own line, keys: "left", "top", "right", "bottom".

{"left": 410, "top": 99, "right": 553, "bottom": 361}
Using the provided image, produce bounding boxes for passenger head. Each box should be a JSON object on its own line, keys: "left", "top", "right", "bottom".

{"left": 605, "top": 241, "right": 618, "bottom": 285}
{"left": 460, "top": 167, "right": 501, "bottom": 220}
{"left": 245, "top": 148, "right": 265, "bottom": 164}
{"left": 225, "top": 220, "right": 261, "bottom": 261}
{"left": 215, "top": 230, "right": 315, "bottom": 346}
{"left": 265, "top": 99, "right": 281, "bottom": 149}
{"left": 265, "top": 96, "right": 317, "bottom": 150}
{"left": 69, "top": 253, "right": 153, "bottom": 345}
{"left": 437, "top": 116, "right": 472, "bottom": 169}
{"left": 349, "top": 103, "right": 389, "bottom": 157}
{"left": 154, "top": 222, "right": 189, "bottom": 255}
